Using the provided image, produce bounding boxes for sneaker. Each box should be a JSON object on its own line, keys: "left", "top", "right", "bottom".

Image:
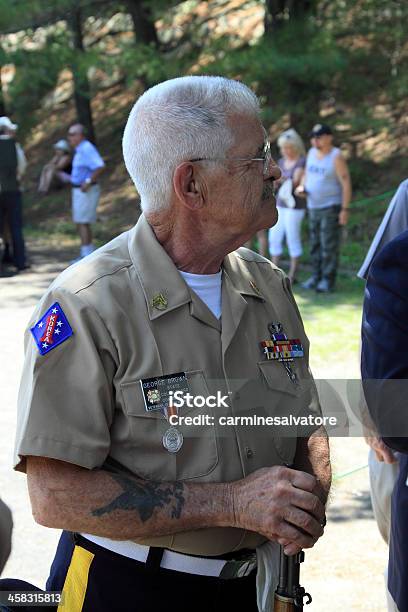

{"left": 301, "top": 276, "right": 318, "bottom": 290}
{"left": 316, "top": 278, "right": 332, "bottom": 293}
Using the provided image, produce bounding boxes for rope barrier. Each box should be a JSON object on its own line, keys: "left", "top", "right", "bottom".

{"left": 332, "top": 463, "right": 369, "bottom": 481}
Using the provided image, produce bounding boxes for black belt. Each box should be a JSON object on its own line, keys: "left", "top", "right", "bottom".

{"left": 72, "top": 183, "right": 98, "bottom": 188}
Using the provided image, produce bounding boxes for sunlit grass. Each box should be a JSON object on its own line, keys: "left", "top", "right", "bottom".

{"left": 293, "top": 273, "right": 364, "bottom": 372}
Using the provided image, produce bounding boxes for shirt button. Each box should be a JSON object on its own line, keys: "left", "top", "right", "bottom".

{"left": 245, "top": 447, "right": 254, "bottom": 459}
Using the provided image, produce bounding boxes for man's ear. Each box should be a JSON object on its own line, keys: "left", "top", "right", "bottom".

{"left": 173, "top": 162, "right": 205, "bottom": 210}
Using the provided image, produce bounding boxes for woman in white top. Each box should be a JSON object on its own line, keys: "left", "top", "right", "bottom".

{"left": 268, "top": 129, "right": 306, "bottom": 283}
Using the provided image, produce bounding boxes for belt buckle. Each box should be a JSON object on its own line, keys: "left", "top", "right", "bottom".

{"left": 219, "top": 553, "right": 257, "bottom": 580}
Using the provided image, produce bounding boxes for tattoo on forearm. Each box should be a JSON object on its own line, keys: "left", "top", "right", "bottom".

{"left": 91, "top": 473, "right": 185, "bottom": 522}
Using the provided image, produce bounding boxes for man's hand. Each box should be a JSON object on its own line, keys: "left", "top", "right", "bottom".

{"left": 294, "top": 185, "right": 307, "bottom": 198}
{"left": 231, "top": 466, "right": 326, "bottom": 556}
{"left": 339, "top": 208, "right": 349, "bottom": 226}
{"left": 365, "top": 436, "right": 397, "bottom": 464}
{"left": 80, "top": 181, "right": 91, "bottom": 193}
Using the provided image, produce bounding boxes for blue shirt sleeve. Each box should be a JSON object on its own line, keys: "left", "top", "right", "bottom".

{"left": 85, "top": 141, "right": 105, "bottom": 171}
{"left": 361, "top": 230, "right": 408, "bottom": 452}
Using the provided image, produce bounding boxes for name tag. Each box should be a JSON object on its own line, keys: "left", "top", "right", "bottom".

{"left": 140, "top": 372, "right": 189, "bottom": 413}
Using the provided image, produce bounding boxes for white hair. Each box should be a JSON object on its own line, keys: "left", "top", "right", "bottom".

{"left": 277, "top": 128, "right": 306, "bottom": 157}
{"left": 122, "top": 75, "right": 260, "bottom": 213}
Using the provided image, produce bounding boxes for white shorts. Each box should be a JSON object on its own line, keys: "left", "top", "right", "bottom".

{"left": 72, "top": 184, "right": 101, "bottom": 224}
{"left": 268, "top": 206, "right": 305, "bottom": 258}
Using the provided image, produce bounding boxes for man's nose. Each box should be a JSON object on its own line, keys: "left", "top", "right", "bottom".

{"left": 265, "top": 158, "right": 281, "bottom": 181}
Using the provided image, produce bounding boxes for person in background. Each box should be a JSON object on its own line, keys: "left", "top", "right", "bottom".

{"left": 38, "top": 140, "right": 72, "bottom": 194}
{"left": 268, "top": 129, "right": 306, "bottom": 283}
{"left": 245, "top": 229, "right": 268, "bottom": 257}
{"left": 359, "top": 177, "right": 408, "bottom": 612}
{"left": 0, "top": 116, "right": 27, "bottom": 273}
{"left": 358, "top": 178, "right": 408, "bottom": 280}
{"left": 297, "top": 124, "right": 352, "bottom": 293}
{"left": 362, "top": 230, "right": 408, "bottom": 612}
{"left": 66, "top": 124, "right": 105, "bottom": 261}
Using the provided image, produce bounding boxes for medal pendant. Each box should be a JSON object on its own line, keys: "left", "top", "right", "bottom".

{"left": 260, "top": 322, "right": 303, "bottom": 385}
{"left": 162, "top": 426, "right": 184, "bottom": 453}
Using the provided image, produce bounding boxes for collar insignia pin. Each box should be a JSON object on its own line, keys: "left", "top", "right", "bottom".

{"left": 249, "top": 280, "right": 261, "bottom": 296}
{"left": 152, "top": 293, "right": 168, "bottom": 311}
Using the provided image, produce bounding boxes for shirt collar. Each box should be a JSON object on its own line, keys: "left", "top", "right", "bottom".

{"left": 128, "top": 214, "right": 265, "bottom": 321}
{"left": 223, "top": 251, "right": 266, "bottom": 301}
{"left": 128, "top": 214, "right": 191, "bottom": 320}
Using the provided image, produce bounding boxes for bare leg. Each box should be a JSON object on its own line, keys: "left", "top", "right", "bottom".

{"left": 77, "top": 223, "right": 92, "bottom": 246}
{"left": 257, "top": 230, "right": 268, "bottom": 257}
{"left": 288, "top": 257, "right": 299, "bottom": 283}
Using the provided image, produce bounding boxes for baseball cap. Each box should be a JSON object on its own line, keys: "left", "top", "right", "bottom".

{"left": 309, "top": 123, "right": 332, "bottom": 137}
{"left": 0, "top": 116, "right": 18, "bottom": 131}
{"left": 54, "top": 139, "right": 71, "bottom": 152}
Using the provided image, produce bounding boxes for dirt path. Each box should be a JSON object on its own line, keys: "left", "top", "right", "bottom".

{"left": 0, "top": 242, "right": 389, "bottom": 609}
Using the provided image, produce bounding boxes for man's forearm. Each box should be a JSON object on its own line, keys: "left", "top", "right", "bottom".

{"left": 342, "top": 180, "right": 352, "bottom": 210}
{"left": 91, "top": 166, "right": 104, "bottom": 183}
{"left": 27, "top": 457, "right": 233, "bottom": 540}
{"left": 27, "top": 456, "right": 327, "bottom": 551}
{"left": 294, "top": 427, "right": 331, "bottom": 504}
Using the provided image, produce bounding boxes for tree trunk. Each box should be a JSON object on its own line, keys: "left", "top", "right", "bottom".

{"left": 0, "top": 66, "right": 6, "bottom": 116}
{"left": 126, "top": 0, "right": 159, "bottom": 47}
{"left": 264, "top": 0, "right": 286, "bottom": 37}
{"left": 68, "top": 8, "right": 95, "bottom": 143}
{"left": 264, "top": 0, "right": 315, "bottom": 37}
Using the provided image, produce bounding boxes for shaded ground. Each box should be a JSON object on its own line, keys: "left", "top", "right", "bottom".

{"left": 0, "top": 240, "right": 389, "bottom": 610}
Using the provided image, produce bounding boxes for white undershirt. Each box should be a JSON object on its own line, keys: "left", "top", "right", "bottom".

{"left": 179, "top": 269, "right": 222, "bottom": 319}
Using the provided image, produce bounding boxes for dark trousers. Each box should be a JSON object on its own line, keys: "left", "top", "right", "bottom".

{"left": 0, "top": 191, "right": 26, "bottom": 269}
{"left": 0, "top": 531, "right": 258, "bottom": 612}
{"left": 308, "top": 205, "right": 341, "bottom": 287}
{"left": 389, "top": 455, "right": 408, "bottom": 612}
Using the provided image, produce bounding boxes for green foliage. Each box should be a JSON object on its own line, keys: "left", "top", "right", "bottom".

{"left": 0, "top": 0, "right": 406, "bottom": 165}
{"left": 197, "top": 20, "right": 347, "bottom": 131}
{"left": 115, "top": 41, "right": 170, "bottom": 85}
{"left": 6, "top": 33, "right": 69, "bottom": 132}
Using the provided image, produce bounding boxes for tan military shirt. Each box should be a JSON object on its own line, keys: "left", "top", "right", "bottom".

{"left": 15, "top": 214, "right": 321, "bottom": 555}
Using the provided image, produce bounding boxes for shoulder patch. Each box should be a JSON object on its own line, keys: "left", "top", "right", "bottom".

{"left": 30, "top": 302, "right": 73, "bottom": 355}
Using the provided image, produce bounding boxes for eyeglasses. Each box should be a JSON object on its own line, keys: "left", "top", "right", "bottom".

{"left": 190, "top": 139, "right": 273, "bottom": 177}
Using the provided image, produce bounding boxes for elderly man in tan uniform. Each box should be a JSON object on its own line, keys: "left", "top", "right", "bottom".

{"left": 10, "top": 77, "right": 330, "bottom": 611}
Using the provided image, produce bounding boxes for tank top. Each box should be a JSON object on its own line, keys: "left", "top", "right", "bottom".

{"left": 305, "top": 147, "right": 342, "bottom": 209}
{"left": 276, "top": 156, "right": 306, "bottom": 210}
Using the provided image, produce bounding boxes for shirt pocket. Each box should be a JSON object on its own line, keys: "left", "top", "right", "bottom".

{"left": 120, "top": 370, "right": 219, "bottom": 482}
{"left": 257, "top": 360, "right": 302, "bottom": 466}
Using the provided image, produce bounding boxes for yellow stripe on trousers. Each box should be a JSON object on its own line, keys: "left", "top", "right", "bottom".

{"left": 58, "top": 545, "right": 94, "bottom": 611}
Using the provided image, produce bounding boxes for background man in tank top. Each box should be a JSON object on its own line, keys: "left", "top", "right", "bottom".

{"left": 297, "top": 124, "right": 352, "bottom": 293}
